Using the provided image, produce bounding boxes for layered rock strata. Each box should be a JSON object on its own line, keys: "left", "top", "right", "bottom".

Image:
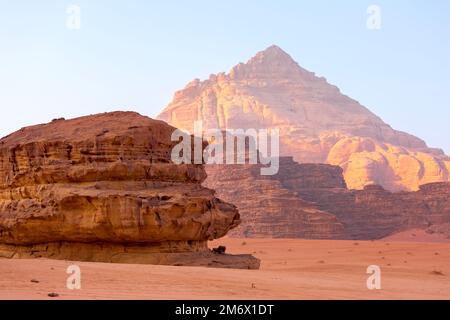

{"left": 205, "top": 163, "right": 345, "bottom": 239}
{"left": 0, "top": 112, "right": 259, "bottom": 269}
{"left": 205, "top": 157, "right": 450, "bottom": 239}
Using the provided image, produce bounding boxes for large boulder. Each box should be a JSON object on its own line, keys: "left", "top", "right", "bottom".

{"left": 0, "top": 111, "right": 258, "bottom": 269}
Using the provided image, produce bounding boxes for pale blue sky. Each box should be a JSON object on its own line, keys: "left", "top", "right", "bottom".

{"left": 0, "top": 1, "right": 449, "bottom": 153}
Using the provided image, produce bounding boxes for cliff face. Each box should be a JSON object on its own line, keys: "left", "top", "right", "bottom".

{"left": 0, "top": 112, "right": 259, "bottom": 268}
{"left": 158, "top": 45, "right": 450, "bottom": 191}
{"left": 205, "top": 158, "right": 450, "bottom": 240}
{"left": 297, "top": 183, "right": 450, "bottom": 240}
{"left": 204, "top": 163, "right": 345, "bottom": 239}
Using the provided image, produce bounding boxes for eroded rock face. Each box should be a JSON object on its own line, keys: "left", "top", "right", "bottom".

{"left": 0, "top": 112, "right": 258, "bottom": 268}
{"left": 297, "top": 182, "right": 450, "bottom": 240}
{"left": 158, "top": 45, "right": 450, "bottom": 191}
{"left": 204, "top": 160, "right": 345, "bottom": 239}
{"left": 205, "top": 157, "right": 450, "bottom": 240}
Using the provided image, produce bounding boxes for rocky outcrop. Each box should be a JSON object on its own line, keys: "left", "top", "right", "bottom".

{"left": 204, "top": 162, "right": 345, "bottom": 239}
{"left": 0, "top": 111, "right": 259, "bottom": 269}
{"left": 297, "top": 182, "right": 450, "bottom": 240}
{"left": 158, "top": 45, "right": 450, "bottom": 191}
{"left": 205, "top": 157, "right": 450, "bottom": 240}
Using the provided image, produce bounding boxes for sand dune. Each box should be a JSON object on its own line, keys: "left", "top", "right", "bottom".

{"left": 0, "top": 238, "right": 449, "bottom": 300}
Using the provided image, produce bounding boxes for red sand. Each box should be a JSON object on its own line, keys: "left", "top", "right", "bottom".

{"left": 0, "top": 238, "right": 449, "bottom": 300}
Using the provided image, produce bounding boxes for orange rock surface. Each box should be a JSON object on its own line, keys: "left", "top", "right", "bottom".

{"left": 0, "top": 112, "right": 258, "bottom": 268}
{"left": 158, "top": 45, "right": 450, "bottom": 191}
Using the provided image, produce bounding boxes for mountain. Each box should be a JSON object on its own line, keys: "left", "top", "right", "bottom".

{"left": 158, "top": 45, "right": 450, "bottom": 191}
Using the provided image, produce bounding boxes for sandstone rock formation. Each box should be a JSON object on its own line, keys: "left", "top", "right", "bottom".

{"left": 205, "top": 163, "right": 345, "bottom": 239}
{"left": 205, "top": 157, "right": 450, "bottom": 240}
{"left": 0, "top": 111, "right": 259, "bottom": 269}
{"left": 158, "top": 45, "right": 450, "bottom": 191}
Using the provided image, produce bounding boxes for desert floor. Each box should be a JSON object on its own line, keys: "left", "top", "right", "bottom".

{"left": 0, "top": 237, "right": 449, "bottom": 300}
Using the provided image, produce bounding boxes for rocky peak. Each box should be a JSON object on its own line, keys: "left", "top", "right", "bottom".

{"left": 229, "top": 45, "right": 309, "bottom": 80}
{"left": 248, "top": 45, "right": 297, "bottom": 66}
{"left": 158, "top": 47, "right": 450, "bottom": 191}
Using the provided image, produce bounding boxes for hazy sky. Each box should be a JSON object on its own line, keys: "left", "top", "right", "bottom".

{"left": 0, "top": 1, "right": 449, "bottom": 153}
